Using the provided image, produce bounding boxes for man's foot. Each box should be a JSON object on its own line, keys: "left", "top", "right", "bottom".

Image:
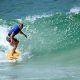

{"left": 9, "top": 56, "right": 14, "bottom": 60}
{"left": 10, "top": 55, "right": 14, "bottom": 58}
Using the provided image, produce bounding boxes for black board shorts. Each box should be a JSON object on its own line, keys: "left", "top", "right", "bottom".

{"left": 6, "top": 36, "right": 18, "bottom": 43}
{"left": 6, "top": 36, "right": 11, "bottom": 42}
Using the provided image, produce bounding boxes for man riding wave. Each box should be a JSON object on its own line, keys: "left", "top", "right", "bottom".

{"left": 6, "top": 23, "right": 27, "bottom": 58}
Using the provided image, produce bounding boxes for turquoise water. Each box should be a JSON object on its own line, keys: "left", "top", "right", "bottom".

{"left": 0, "top": 0, "right": 80, "bottom": 80}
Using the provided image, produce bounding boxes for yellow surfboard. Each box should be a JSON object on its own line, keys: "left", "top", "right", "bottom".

{"left": 6, "top": 50, "right": 21, "bottom": 61}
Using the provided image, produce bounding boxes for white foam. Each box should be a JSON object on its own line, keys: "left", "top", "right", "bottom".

{"left": 0, "top": 26, "right": 11, "bottom": 62}
{"left": 70, "top": 7, "right": 80, "bottom": 14}
{"left": 0, "top": 25, "right": 10, "bottom": 48}
{"left": 26, "top": 14, "right": 52, "bottom": 23}
{"left": 22, "top": 51, "right": 33, "bottom": 60}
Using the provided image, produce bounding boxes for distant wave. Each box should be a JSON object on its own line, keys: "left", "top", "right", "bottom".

{"left": 70, "top": 7, "right": 80, "bottom": 14}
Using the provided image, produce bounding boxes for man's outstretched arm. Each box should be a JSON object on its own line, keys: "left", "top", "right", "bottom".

{"left": 20, "top": 31, "right": 27, "bottom": 38}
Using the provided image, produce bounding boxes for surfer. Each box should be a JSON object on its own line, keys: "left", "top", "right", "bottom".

{"left": 6, "top": 23, "right": 27, "bottom": 58}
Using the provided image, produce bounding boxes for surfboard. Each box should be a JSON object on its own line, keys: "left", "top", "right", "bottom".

{"left": 6, "top": 50, "right": 21, "bottom": 61}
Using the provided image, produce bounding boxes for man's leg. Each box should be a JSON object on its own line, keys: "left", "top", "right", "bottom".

{"left": 11, "top": 38, "right": 19, "bottom": 57}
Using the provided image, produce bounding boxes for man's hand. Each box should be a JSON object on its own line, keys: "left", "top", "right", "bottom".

{"left": 24, "top": 34, "right": 27, "bottom": 38}
{"left": 10, "top": 39, "right": 14, "bottom": 46}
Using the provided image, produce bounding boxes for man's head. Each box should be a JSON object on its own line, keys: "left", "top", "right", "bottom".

{"left": 19, "top": 23, "right": 23, "bottom": 30}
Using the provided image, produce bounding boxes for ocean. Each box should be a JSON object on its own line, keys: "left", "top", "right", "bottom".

{"left": 0, "top": 0, "right": 80, "bottom": 80}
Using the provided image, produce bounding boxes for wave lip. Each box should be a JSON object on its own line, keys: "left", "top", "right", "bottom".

{"left": 25, "top": 14, "right": 52, "bottom": 23}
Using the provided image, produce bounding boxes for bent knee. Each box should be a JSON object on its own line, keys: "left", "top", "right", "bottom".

{"left": 14, "top": 40, "right": 19, "bottom": 45}
{"left": 17, "top": 41, "right": 19, "bottom": 44}
{"left": 16, "top": 40, "right": 19, "bottom": 44}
